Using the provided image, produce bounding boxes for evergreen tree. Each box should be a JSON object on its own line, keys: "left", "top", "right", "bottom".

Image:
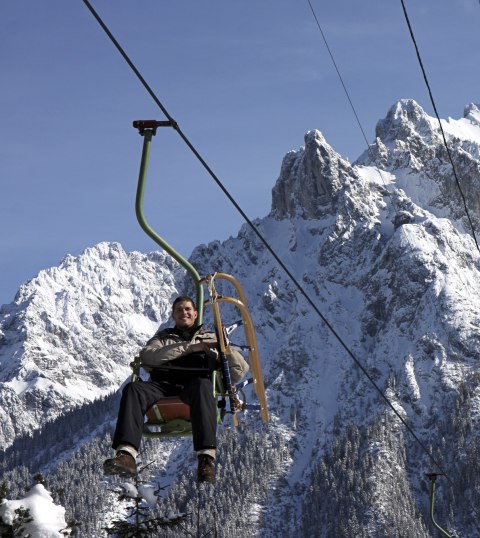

{"left": 0, "top": 505, "right": 34, "bottom": 538}
{"left": 103, "top": 463, "right": 187, "bottom": 538}
{"left": 0, "top": 481, "right": 34, "bottom": 537}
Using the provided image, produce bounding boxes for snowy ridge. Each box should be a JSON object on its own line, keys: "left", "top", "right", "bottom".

{"left": 1, "top": 99, "right": 480, "bottom": 535}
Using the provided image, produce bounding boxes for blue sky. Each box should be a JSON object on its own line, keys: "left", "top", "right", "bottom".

{"left": 1, "top": 1, "right": 479, "bottom": 305}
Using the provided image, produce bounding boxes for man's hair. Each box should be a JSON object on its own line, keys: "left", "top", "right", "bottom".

{"left": 172, "top": 295, "right": 197, "bottom": 311}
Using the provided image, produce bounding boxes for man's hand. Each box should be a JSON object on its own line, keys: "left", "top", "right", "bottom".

{"left": 190, "top": 341, "right": 217, "bottom": 353}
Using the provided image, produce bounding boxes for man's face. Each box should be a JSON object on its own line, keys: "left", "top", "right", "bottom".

{"left": 172, "top": 300, "right": 198, "bottom": 329}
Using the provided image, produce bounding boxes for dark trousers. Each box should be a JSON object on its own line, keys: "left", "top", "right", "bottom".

{"left": 112, "top": 377, "right": 217, "bottom": 453}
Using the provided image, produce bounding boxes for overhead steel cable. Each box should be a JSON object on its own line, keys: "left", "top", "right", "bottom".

{"left": 400, "top": 0, "right": 480, "bottom": 255}
{"left": 399, "top": 2, "right": 480, "bottom": 529}
{"left": 306, "top": 0, "right": 395, "bottom": 200}
{"left": 82, "top": 0, "right": 453, "bottom": 482}
{"left": 306, "top": 0, "right": 369, "bottom": 149}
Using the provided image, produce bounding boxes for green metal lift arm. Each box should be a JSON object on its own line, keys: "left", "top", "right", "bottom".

{"left": 134, "top": 123, "right": 204, "bottom": 322}
{"left": 426, "top": 474, "right": 452, "bottom": 538}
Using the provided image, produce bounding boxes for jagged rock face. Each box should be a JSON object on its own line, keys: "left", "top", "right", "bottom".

{"left": 375, "top": 99, "right": 439, "bottom": 151}
{"left": 270, "top": 130, "right": 358, "bottom": 220}
{"left": 357, "top": 99, "right": 480, "bottom": 224}
{"left": 0, "top": 242, "right": 182, "bottom": 448}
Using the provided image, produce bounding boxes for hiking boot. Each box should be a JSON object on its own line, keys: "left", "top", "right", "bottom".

{"left": 197, "top": 454, "right": 215, "bottom": 484}
{"left": 103, "top": 451, "right": 137, "bottom": 477}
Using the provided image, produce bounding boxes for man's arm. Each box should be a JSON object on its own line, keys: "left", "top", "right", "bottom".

{"left": 139, "top": 333, "right": 217, "bottom": 369}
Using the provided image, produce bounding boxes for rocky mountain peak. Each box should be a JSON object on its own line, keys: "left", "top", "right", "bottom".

{"left": 374, "top": 98, "right": 437, "bottom": 146}
{"left": 355, "top": 99, "right": 480, "bottom": 226}
{"left": 270, "top": 129, "right": 357, "bottom": 220}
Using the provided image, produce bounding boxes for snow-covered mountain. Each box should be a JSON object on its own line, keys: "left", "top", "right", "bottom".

{"left": 1, "top": 99, "right": 480, "bottom": 537}
{"left": 0, "top": 244, "right": 183, "bottom": 446}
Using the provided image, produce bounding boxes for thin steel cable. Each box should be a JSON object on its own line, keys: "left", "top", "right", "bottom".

{"left": 400, "top": 0, "right": 480, "bottom": 254}
{"left": 82, "top": 0, "right": 454, "bottom": 482}
{"left": 306, "top": 0, "right": 369, "bottom": 148}
{"left": 400, "top": 1, "right": 480, "bottom": 529}
{"left": 306, "top": 0, "right": 395, "bottom": 199}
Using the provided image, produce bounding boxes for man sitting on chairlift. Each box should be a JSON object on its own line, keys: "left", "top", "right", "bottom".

{"left": 103, "top": 295, "right": 249, "bottom": 483}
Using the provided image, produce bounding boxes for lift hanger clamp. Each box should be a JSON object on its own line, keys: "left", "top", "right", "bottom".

{"left": 133, "top": 119, "right": 177, "bottom": 136}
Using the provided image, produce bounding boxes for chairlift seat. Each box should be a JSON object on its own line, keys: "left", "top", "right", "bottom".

{"left": 143, "top": 396, "right": 193, "bottom": 437}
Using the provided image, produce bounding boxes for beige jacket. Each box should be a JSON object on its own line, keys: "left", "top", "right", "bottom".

{"left": 140, "top": 325, "right": 249, "bottom": 384}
